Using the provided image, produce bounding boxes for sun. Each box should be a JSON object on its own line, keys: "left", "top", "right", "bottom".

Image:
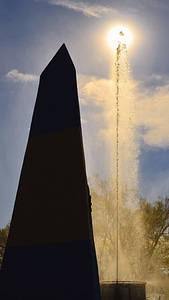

{"left": 107, "top": 25, "right": 133, "bottom": 50}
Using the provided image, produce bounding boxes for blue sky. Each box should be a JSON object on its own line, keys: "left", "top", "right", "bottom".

{"left": 0, "top": 0, "right": 169, "bottom": 227}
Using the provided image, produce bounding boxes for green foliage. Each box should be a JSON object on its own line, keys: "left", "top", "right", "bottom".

{"left": 0, "top": 222, "right": 10, "bottom": 268}
{"left": 139, "top": 197, "right": 169, "bottom": 275}
{"left": 89, "top": 174, "right": 169, "bottom": 283}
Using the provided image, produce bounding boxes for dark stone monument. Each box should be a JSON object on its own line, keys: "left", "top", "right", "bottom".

{"left": 0, "top": 44, "right": 101, "bottom": 299}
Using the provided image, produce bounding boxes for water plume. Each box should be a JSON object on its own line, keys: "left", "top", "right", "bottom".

{"left": 91, "top": 40, "right": 145, "bottom": 282}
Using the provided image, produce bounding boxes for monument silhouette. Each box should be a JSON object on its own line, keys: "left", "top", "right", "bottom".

{"left": 0, "top": 44, "right": 101, "bottom": 299}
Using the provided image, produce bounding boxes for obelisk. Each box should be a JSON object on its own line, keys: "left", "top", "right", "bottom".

{"left": 1, "top": 44, "right": 101, "bottom": 299}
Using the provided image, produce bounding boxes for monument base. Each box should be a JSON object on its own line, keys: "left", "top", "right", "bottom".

{"left": 100, "top": 281, "right": 146, "bottom": 300}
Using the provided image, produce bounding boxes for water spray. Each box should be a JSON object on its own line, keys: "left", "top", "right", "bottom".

{"left": 100, "top": 26, "right": 146, "bottom": 300}
{"left": 115, "top": 32, "right": 127, "bottom": 283}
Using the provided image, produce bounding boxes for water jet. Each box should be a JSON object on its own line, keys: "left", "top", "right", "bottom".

{"left": 97, "top": 29, "right": 147, "bottom": 299}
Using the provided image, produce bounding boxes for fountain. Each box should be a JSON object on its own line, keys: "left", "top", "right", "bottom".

{"left": 93, "top": 28, "right": 146, "bottom": 299}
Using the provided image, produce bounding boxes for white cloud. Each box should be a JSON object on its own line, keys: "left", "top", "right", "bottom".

{"left": 5, "top": 69, "right": 39, "bottom": 83}
{"left": 78, "top": 74, "right": 113, "bottom": 111}
{"left": 78, "top": 74, "right": 169, "bottom": 149}
{"left": 135, "top": 84, "right": 169, "bottom": 148}
{"left": 47, "top": 0, "right": 117, "bottom": 18}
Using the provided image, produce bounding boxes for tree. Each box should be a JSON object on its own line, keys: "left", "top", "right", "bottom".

{"left": 139, "top": 197, "right": 169, "bottom": 274}
{"left": 0, "top": 222, "right": 10, "bottom": 268}
{"left": 138, "top": 197, "right": 169, "bottom": 300}
{"left": 89, "top": 175, "right": 169, "bottom": 283}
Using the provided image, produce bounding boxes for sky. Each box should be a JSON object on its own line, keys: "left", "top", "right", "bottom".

{"left": 0, "top": 0, "right": 169, "bottom": 227}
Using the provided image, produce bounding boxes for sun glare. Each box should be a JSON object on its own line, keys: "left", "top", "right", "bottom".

{"left": 107, "top": 25, "right": 133, "bottom": 50}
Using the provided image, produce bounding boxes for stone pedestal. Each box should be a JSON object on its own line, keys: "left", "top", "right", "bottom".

{"left": 101, "top": 281, "right": 146, "bottom": 300}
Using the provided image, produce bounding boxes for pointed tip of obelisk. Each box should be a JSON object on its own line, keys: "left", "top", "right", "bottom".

{"left": 41, "top": 43, "right": 75, "bottom": 78}
{"left": 29, "top": 43, "right": 80, "bottom": 137}
{"left": 59, "top": 43, "right": 67, "bottom": 51}
{"left": 56, "top": 43, "right": 73, "bottom": 63}
{"left": 56, "top": 43, "right": 69, "bottom": 56}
